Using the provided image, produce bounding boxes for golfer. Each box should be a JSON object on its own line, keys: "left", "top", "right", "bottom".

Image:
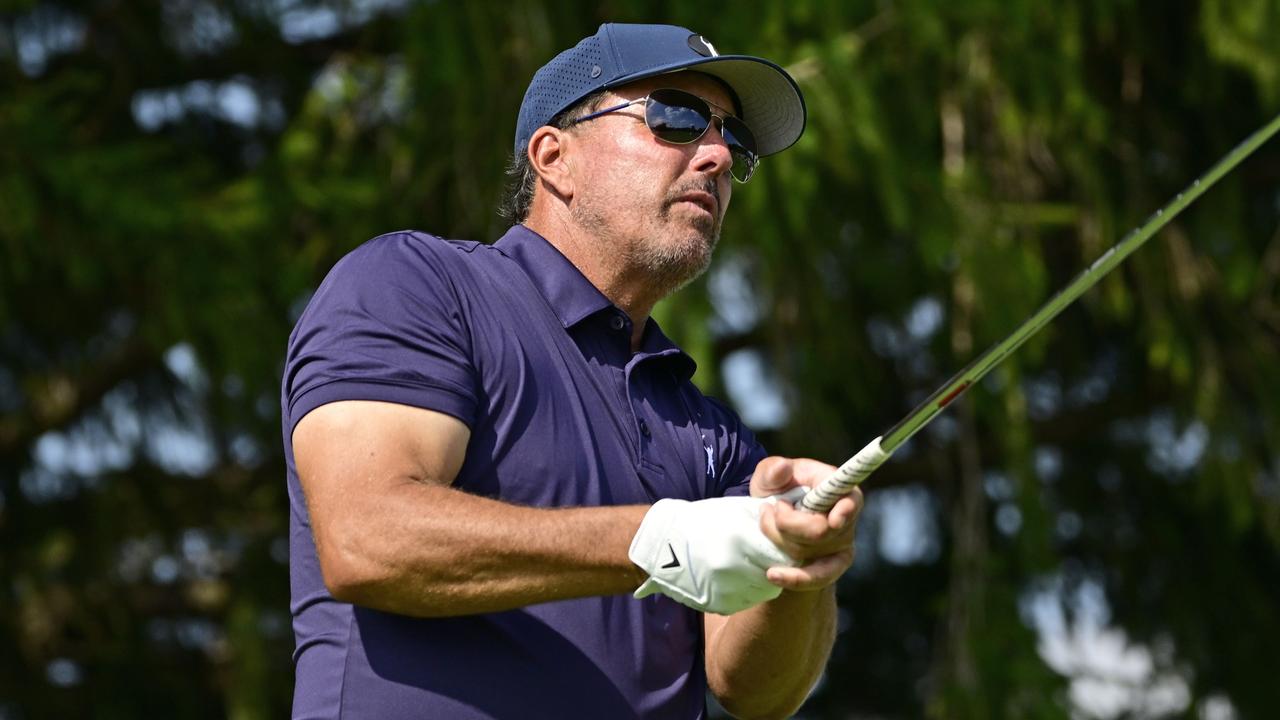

{"left": 283, "top": 23, "right": 862, "bottom": 719}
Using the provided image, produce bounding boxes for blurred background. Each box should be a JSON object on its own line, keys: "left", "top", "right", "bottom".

{"left": 3, "top": 0, "right": 1279, "bottom": 717}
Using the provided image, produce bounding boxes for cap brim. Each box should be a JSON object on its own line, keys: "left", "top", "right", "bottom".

{"left": 609, "top": 55, "right": 806, "bottom": 157}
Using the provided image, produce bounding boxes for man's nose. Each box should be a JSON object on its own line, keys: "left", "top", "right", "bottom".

{"left": 692, "top": 119, "right": 734, "bottom": 178}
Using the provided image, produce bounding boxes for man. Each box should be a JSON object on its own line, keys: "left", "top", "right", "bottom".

{"left": 282, "top": 23, "right": 863, "bottom": 719}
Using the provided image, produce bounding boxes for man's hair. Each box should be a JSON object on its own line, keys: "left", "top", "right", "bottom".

{"left": 500, "top": 90, "right": 607, "bottom": 225}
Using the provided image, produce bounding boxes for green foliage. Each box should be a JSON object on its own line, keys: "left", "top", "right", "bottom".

{"left": 2, "top": 0, "right": 1279, "bottom": 718}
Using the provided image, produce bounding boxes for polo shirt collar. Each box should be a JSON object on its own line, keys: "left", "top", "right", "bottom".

{"left": 495, "top": 225, "right": 696, "bottom": 381}
{"left": 495, "top": 225, "right": 613, "bottom": 328}
{"left": 637, "top": 318, "right": 697, "bottom": 381}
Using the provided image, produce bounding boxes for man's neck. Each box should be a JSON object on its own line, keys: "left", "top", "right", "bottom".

{"left": 522, "top": 216, "right": 657, "bottom": 352}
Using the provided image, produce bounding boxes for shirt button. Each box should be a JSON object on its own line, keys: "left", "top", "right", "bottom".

{"left": 609, "top": 315, "right": 626, "bottom": 331}
{"left": 639, "top": 419, "right": 651, "bottom": 438}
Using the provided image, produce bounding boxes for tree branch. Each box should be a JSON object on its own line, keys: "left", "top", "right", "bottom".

{"left": 0, "top": 334, "right": 156, "bottom": 457}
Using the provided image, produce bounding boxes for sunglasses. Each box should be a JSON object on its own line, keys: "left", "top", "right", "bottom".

{"left": 568, "top": 88, "right": 759, "bottom": 183}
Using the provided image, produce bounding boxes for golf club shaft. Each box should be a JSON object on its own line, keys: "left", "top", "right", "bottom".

{"left": 800, "top": 112, "right": 1280, "bottom": 514}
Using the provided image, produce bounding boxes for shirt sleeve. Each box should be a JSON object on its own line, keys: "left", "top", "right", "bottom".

{"left": 283, "top": 232, "right": 479, "bottom": 435}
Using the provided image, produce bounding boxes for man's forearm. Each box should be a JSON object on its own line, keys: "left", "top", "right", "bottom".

{"left": 316, "top": 480, "right": 649, "bottom": 617}
{"left": 704, "top": 587, "right": 838, "bottom": 719}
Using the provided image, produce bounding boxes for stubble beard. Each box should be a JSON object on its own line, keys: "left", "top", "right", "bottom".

{"left": 572, "top": 178, "right": 722, "bottom": 299}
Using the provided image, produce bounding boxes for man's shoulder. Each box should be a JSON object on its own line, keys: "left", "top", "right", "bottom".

{"left": 341, "top": 230, "right": 490, "bottom": 273}
{"left": 295, "top": 231, "right": 507, "bottom": 332}
{"left": 318, "top": 230, "right": 508, "bottom": 301}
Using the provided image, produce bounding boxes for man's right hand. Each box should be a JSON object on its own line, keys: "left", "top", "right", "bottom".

{"left": 629, "top": 497, "right": 794, "bottom": 615}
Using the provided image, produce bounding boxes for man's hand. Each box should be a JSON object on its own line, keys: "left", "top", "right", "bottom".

{"left": 750, "top": 457, "right": 864, "bottom": 591}
{"left": 630, "top": 497, "right": 795, "bottom": 615}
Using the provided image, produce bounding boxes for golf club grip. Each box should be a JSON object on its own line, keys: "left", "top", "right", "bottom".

{"left": 799, "top": 437, "right": 891, "bottom": 513}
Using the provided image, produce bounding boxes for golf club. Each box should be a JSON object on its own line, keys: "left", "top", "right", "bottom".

{"left": 799, "top": 111, "right": 1280, "bottom": 514}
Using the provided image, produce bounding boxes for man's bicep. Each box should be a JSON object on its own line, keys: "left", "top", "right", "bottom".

{"left": 292, "top": 400, "right": 469, "bottom": 599}
{"left": 293, "top": 400, "right": 471, "bottom": 503}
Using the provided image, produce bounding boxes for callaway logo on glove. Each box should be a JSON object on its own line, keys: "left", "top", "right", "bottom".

{"left": 629, "top": 496, "right": 797, "bottom": 615}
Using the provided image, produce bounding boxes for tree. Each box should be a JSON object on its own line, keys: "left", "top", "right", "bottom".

{"left": 2, "top": 1, "right": 1277, "bottom": 717}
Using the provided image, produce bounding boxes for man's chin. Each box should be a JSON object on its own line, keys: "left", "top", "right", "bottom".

{"left": 627, "top": 222, "right": 719, "bottom": 294}
{"left": 677, "top": 214, "right": 720, "bottom": 251}
{"left": 657, "top": 241, "right": 715, "bottom": 291}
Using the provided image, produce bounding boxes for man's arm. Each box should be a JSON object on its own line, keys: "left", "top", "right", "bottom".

{"left": 704, "top": 457, "right": 863, "bottom": 719}
{"left": 293, "top": 399, "right": 649, "bottom": 617}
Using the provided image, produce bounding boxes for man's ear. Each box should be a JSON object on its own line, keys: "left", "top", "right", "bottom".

{"left": 527, "top": 126, "right": 575, "bottom": 201}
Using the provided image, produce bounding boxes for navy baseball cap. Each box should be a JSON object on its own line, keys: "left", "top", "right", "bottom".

{"left": 514, "top": 23, "right": 806, "bottom": 158}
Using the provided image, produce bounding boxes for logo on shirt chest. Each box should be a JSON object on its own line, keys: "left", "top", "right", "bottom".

{"left": 702, "top": 434, "right": 717, "bottom": 482}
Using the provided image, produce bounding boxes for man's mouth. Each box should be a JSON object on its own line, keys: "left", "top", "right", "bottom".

{"left": 674, "top": 190, "right": 718, "bottom": 216}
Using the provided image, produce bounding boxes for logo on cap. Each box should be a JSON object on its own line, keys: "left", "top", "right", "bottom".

{"left": 687, "top": 34, "right": 719, "bottom": 57}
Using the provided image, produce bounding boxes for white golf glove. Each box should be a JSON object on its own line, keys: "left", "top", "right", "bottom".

{"left": 629, "top": 496, "right": 795, "bottom": 615}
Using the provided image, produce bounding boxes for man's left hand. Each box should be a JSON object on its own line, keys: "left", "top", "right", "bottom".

{"left": 749, "top": 457, "right": 863, "bottom": 592}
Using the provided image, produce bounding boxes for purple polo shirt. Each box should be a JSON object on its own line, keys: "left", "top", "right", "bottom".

{"left": 281, "top": 226, "right": 767, "bottom": 719}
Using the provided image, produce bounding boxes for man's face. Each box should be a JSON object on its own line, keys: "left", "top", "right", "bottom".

{"left": 565, "top": 72, "right": 739, "bottom": 295}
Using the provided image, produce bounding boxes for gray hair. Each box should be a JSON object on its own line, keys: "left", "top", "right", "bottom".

{"left": 500, "top": 90, "right": 608, "bottom": 225}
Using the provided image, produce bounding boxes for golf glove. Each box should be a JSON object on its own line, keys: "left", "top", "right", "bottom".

{"left": 629, "top": 496, "right": 795, "bottom": 615}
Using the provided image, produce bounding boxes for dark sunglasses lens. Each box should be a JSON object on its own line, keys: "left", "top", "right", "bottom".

{"left": 646, "top": 89, "right": 759, "bottom": 182}
{"left": 645, "top": 90, "right": 711, "bottom": 144}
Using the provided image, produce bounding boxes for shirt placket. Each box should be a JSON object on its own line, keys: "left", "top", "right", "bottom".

{"left": 594, "top": 310, "right": 666, "bottom": 502}
{"left": 600, "top": 312, "right": 651, "bottom": 464}
{"left": 628, "top": 345, "right": 708, "bottom": 504}
{"left": 624, "top": 354, "right": 654, "bottom": 464}
{"left": 627, "top": 356, "right": 676, "bottom": 504}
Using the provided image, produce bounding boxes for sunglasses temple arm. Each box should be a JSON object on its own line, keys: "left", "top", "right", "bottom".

{"left": 567, "top": 99, "right": 643, "bottom": 126}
